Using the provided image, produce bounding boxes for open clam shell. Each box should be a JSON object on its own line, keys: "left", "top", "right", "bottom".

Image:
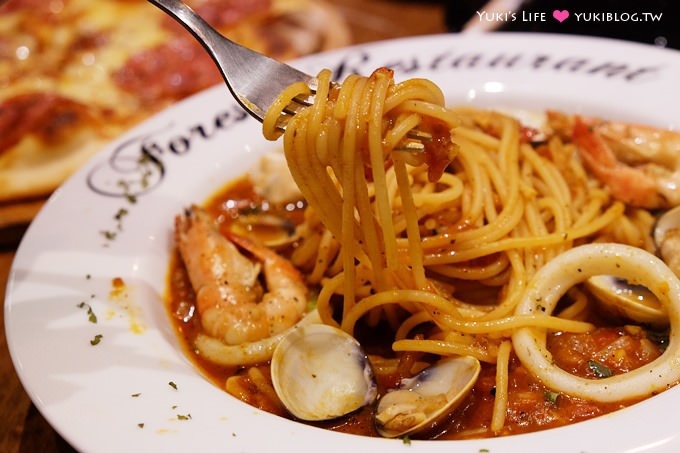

{"left": 230, "top": 213, "right": 299, "bottom": 248}
{"left": 581, "top": 206, "right": 680, "bottom": 328}
{"left": 654, "top": 205, "right": 680, "bottom": 277}
{"left": 584, "top": 275, "right": 668, "bottom": 328}
{"left": 270, "top": 323, "right": 377, "bottom": 421}
{"left": 375, "top": 355, "right": 481, "bottom": 438}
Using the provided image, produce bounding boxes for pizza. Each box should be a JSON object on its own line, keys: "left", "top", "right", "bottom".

{"left": 0, "top": 0, "right": 350, "bottom": 203}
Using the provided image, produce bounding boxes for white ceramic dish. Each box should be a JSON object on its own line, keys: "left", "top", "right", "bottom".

{"left": 6, "top": 33, "right": 680, "bottom": 453}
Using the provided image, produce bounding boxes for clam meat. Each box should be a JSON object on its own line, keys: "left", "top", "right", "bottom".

{"left": 375, "top": 355, "right": 481, "bottom": 438}
{"left": 270, "top": 323, "right": 377, "bottom": 421}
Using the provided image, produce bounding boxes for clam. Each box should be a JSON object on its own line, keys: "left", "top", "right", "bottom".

{"left": 654, "top": 205, "right": 680, "bottom": 278}
{"left": 231, "top": 213, "right": 299, "bottom": 249}
{"left": 581, "top": 206, "right": 680, "bottom": 328}
{"left": 231, "top": 151, "right": 303, "bottom": 248}
{"left": 374, "top": 355, "right": 481, "bottom": 438}
{"left": 584, "top": 275, "right": 668, "bottom": 328}
{"left": 270, "top": 323, "right": 377, "bottom": 421}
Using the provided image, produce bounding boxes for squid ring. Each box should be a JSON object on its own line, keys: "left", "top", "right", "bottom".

{"left": 512, "top": 243, "right": 680, "bottom": 402}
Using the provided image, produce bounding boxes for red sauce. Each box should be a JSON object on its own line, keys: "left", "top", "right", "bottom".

{"left": 444, "top": 327, "right": 660, "bottom": 439}
{"left": 165, "top": 177, "right": 669, "bottom": 439}
{"left": 421, "top": 117, "right": 455, "bottom": 182}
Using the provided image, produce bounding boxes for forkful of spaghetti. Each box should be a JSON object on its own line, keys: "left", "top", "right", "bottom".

{"left": 150, "top": 0, "right": 462, "bottom": 313}
{"left": 145, "top": 0, "right": 451, "bottom": 167}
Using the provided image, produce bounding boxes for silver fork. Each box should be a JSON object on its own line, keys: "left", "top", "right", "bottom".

{"left": 146, "top": 0, "right": 428, "bottom": 147}
{"left": 147, "top": 0, "right": 316, "bottom": 126}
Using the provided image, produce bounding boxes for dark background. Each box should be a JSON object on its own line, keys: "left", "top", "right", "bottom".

{"left": 444, "top": 0, "right": 678, "bottom": 50}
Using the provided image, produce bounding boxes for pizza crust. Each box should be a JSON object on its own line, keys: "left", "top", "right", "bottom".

{"left": 0, "top": 134, "right": 109, "bottom": 202}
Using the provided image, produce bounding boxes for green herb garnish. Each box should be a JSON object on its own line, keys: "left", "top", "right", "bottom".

{"left": 77, "top": 302, "right": 98, "bottom": 323}
{"left": 587, "top": 360, "right": 613, "bottom": 378}
{"left": 544, "top": 390, "right": 560, "bottom": 404}
{"left": 101, "top": 230, "right": 117, "bottom": 241}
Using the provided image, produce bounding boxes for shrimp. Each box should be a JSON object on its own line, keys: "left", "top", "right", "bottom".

{"left": 571, "top": 116, "right": 680, "bottom": 209}
{"left": 175, "top": 205, "right": 308, "bottom": 345}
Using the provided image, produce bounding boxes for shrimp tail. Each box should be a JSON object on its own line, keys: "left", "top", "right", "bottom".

{"left": 226, "top": 231, "right": 304, "bottom": 285}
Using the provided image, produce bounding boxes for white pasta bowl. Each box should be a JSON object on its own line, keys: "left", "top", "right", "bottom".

{"left": 5, "top": 33, "right": 680, "bottom": 453}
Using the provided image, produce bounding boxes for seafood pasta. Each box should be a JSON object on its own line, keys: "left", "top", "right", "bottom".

{"left": 167, "top": 68, "right": 680, "bottom": 438}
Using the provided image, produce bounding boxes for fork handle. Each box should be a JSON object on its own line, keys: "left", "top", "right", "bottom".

{"left": 146, "top": 0, "right": 313, "bottom": 122}
{"left": 147, "top": 0, "right": 224, "bottom": 48}
{"left": 146, "top": 0, "right": 255, "bottom": 102}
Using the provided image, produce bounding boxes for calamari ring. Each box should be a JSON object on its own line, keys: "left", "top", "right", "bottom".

{"left": 512, "top": 243, "right": 680, "bottom": 402}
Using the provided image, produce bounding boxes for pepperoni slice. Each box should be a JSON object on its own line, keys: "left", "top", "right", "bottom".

{"left": 0, "top": 93, "right": 108, "bottom": 153}
{"left": 113, "top": 0, "right": 272, "bottom": 107}
{"left": 112, "top": 37, "right": 222, "bottom": 108}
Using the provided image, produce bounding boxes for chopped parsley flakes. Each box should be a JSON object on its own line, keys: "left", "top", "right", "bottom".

{"left": 90, "top": 334, "right": 103, "bottom": 346}
{"left": 587, "top": 360, "right": 613, "bottom": 378}
{"left": 77, "top": 302, "right": 98, "bottom": 323}
{"left": 544, "top": 390, "right": 560, "bottom": 405}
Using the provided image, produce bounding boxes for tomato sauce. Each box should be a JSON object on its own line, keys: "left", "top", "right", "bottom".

{"left": 165, "top": 177, "right": 670, "bottom": 439}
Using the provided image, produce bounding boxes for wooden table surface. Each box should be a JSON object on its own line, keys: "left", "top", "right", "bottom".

{"left": 0, "top": 1, "right": 447, "bottom": 451}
